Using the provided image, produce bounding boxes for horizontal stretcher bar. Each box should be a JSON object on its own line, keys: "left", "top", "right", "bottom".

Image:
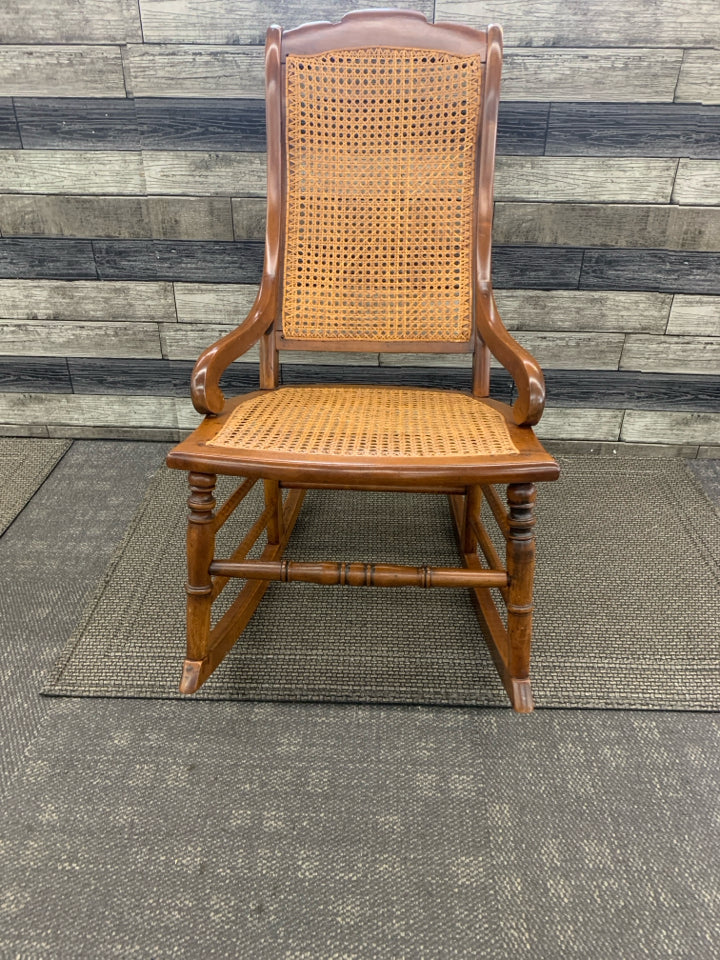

{"left": 208, "top": 559, "right": 509, "bottom": 589}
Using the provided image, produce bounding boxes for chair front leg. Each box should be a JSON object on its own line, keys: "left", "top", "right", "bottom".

{"left": 506, "top": 483, "right": 537, "bottom": 699}
{"left": 185, "top": 471, "right": 217, "bottom": 663}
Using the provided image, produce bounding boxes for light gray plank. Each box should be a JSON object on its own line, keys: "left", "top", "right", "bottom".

{"left": 176, "top": 397, "right": 206, "bottom": 431}
{"left": 142, "top": 152, "right": 266, "bottom": 197}
{"left": 496, "top": 158, "right": 676, "bottom": 203}
{"left": 0, "top": 279, "right": 175, "bottom": 322}
{"left": 666, "top": 296, "right": 720, "bottom": 337}
{"left": 0, "top": 151, "right": 143, "bottom": 195}
{"left": 0, "top": 46, "right": 126, "bottom": 98}
{"left": 126, "top": 44, "right": 265, "bottom": 98}
{"left": 494, "top": 202, "right": 720, "bottom": 251}
{"left": 672, "top": 161, "right": 720, "bottom": 205}
{"left": 160, "top": 322, "right": 260, "bottom": 360}
{"left": 231, "top": 198, "right": 267, "bottom": 241}
{"left": 2, "top": 0, "right": 141, "bottom": 43}
{"left": 146, "top": 197, "right": 234, "bottom": 240}
{"left": 46, "top": 424, "right": 180, "bottom": 441}
{"left": 0, "top": 423, "right": 51, "bottom": 438}
{"left": 675, "top": 49, "right": 720, "bottom": 105}
{"left": 544, "top": 438, "right": 700, "bottom": 458}
{"left": 621, "top": 335, "right": 720, "bottom": 375}
{"left": 534, "top": 407, "right": 623, "bottom": 442}
{"left": 380, "top": 333, "right": 624, "bottom": 370}
{"left": 435, "top": 0, "right": 720, "bottom": 47}
{"left": 621, "top": 410, "right": 720, "bottom": 445}
{"left": 139, "top": 0, "right": 433, "bottom": 44}
{"left": 494, "top": 291, "right": 671, "bottom": 335}
{"left": 0, "top": 392, "right": 177, "bottom": 428}
{"left": 502, "top": 48, "right": 683, "bottom": 103}
{"left": 173, "top": 283, "right": 259, "bottom": 323}
{"left": 697, "top": 445, "right": 720, "bottom": 458}
{"left": 0, "top": 320, "right": 162, "bottom": 359}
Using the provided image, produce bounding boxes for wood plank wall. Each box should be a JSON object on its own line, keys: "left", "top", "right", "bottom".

{"left": 0, "top": 0, "right": 719, "bottom": 455}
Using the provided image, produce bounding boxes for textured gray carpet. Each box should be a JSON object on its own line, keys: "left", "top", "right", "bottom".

{"left": 0, "top": 437, "right": 70, "bottom": 535}
{"left": 44, "top": 458, "right": 720, "bottom": 709}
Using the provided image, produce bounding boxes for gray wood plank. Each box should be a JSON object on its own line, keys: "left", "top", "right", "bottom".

{"left": 147, "top": 197, "right": 234, "bottom": 241}
{"left": 0, "top": 150, "right": 144, "bottom": 195}
{"left": 493, "top": 291, "right": 670, "bottom": 334}
{"left": 495, "top": 157, "right": 676, "bottom": 203}
{"left": 0, "top": 357, "right": 71, "bottom": 394}
{"left": 126, "top": 44, "right": 265, "bottom": 98}
{"left": 0, "top": 392, "right": 177, "bottom": 428}
{"left": 173, "top": 282, "right": 258, "bottom": 323}
{"left": 621, "top": 335, "right": 720, "bottom": 375}
{"left": 0, "top": 100, "right": 21, "bottom": 149}
{"left": 581, "top": 249, "right": 720, "bottom": 295}
{"left": 93, "top": 239, "right": 265, "bottom": 282}
{"left": 159, "top": 322, "right": 258, "bottom": 360}
{"left": 0, "top": 320, "right": 162, "bottom": 359}
{"left": 621, "top": 410, "right": 720, "bottom": 445}
{"left": 492, "top": 247, "right": 583, "bottom": 290}
{"left": 546, "top": 103, "right": 720, "bottom": 159}
{"left": 493, "top": 202, "right": 720, "bottom": 251}
{"left": 672, "top": 160, "right": 720, "bottom": 205}
{"left": 14, "top": 98, "right": 140, "bottom": 150}
{"left": 435, "top": 0, "right": 720, "bottom": 47}
{"left": 497, "top": 103, "right": 549, "bottom": 156}
{"left": 534, "top": 407, "right": 623, "bottom": 442}
{"left": 502, "top": 49, "right": 683, "bottom": 103}
{"left": 67, "top": 357, "right": 258, "bottom": 396}
{"left": 135, "top": 98, "right": 266, "bottom": 151}
{"left": 541, "top": 370, "right": 720, "bottom": 411}
{"left": 230, "top": 198, "right": 267, "bottom": 241}
{"left": 666, "top": 295, "right": 720, "bottom": 337}
{"left": 675, "top": 50, "right": 720, "bottom": 105}
{"left": 142, "top": 152, "right": 266, "bottom": 196}
{"left": 139, "top": 0, "right": 433, "bottom": 44}
{"left": 0, "top": 279, "right": 175, "bottom": 321}
{"left": 0, "top": 47, "right": 126, "bottom": 98}
{"left": 0, "top": 238, "right": 96, "bottom": 279}
{"left": 2, "top": 0, "right": 141, "bottom": 43}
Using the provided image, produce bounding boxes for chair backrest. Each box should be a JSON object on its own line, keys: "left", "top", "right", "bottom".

{"left": 260, "top": 10, "right": 501, "bottom": 382}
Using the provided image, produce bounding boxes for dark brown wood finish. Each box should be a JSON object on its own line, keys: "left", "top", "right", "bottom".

{"left": 167, "top": 10, "right": 560, "bottom": 712}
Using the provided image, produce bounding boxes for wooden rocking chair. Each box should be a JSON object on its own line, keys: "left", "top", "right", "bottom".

{"left": 166, "top": 10, "right": 560, "bottom": 713}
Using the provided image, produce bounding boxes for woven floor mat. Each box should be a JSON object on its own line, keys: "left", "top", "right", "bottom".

{"left": 44, "top": 457, "right": 720, "bottom": 710}
{"left": 0, "top": 438, "right": 71, "bottom": 536}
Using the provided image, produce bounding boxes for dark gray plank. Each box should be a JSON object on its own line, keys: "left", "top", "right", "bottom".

{"left": 0, "top": 239, "right": 96, "bottom": 279}
{"left": 92, "top": 240, "right": 264, "bottom": 282}
{"left": 67, "top": 358, "right": 259, "bottom": 396}
{"left": 0, "top": 99, "right": 20, "bottom": 149}
{"left": 497, "top": 103, "right": 548, "bottom": 156}
{"left": 14, "top": 98, "right": 140, "bottom": 150}
{"left": 546, "top": 103, "right": 720, "bottom": 159}
{"left": 580, "top": 249, "right": 720, "bottom": 295}
{"left": 0, "top": 357, "right": 71, "bottom": 393}
{"left": 493, "top": 247, "right": 583, "bottom": 290}
{"left": 540, "top": 370, "right": 720, "bottom": 411}
{"left": 136, "top": 98, "right": 266, "bottom": 151}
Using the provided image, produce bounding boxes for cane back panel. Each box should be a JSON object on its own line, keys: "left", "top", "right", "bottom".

{"left": 281, "top": 47, "right": 483, "bottom": 343}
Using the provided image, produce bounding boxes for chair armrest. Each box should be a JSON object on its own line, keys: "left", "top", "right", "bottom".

{"left": 190, "top": 285, "right": 276, "bottom": 415}
{"left": 475, "top": 282, "right": 546, "bottom": 426}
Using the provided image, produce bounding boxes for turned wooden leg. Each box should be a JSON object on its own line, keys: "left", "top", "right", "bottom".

{"left": 506, "top": 482, "right": 537, "bottom": 712}
{"left": 184, "top": 472, "right": 217, "bottom": 669}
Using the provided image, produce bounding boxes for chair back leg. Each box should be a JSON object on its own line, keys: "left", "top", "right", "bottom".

{"left": 185, "top": 472, "right": 217, "bottom": 663}
{"left": 506, "top": 483, "right": 537, "bottom": 694}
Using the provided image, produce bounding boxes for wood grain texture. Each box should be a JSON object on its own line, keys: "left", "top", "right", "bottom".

{"left": 675, "top": 50, "right": 720, "bottom": 105}
{"left": 0, "top": 357, "right": 71, "bottom": 394}
{"left": 126, "top": 44, "right": 265, "bottom": 98}
{"left": 496, "top": 102, "right": 548, "bottom": 156}
{"left": 0, "top": 392, "right": 178, "bottom": 428}
{"left": 580, "top": 249, "right": 720, "bottom": 295}
{"left": 546, "top": 103, "right": 720, "bottom": 159}
{"left": 160, "top": 322, "right": 261, "bottom": 361}
{"left": 492, "top": 246, "right": 582, "bottom": 289}
{"left": 0, "top": 238, "right": 96, "bottom": 279}
{"left": 0, "top": 150, "right": 144, "bottom": 195}
{"left": 435, "top": 0, "right": 720, "bottom": 46}
{"left": 533, "top": 407, "right": 623, "bottom": 442}
{"left": 0, "top": 279, "right": 175, "bottom": 321}
{"left": 541, "top": 370, "right": 720, "bottom": 411}
{"left": 173, "top": 282, "right": 258, "bottom": 323}
{"left": 502, "top": 49, "right": 683, "bottom": 103}
{"left": 13, "top": 98, "right": 140, "bottom": 150}
{"left": 138, "top": 0, "right": 434, "bottom": 44}
{"left": 135, "top": 98, "right": 266, "bottom": 150}
{"left": 230, "top": 198, "right": 270, "bottom": 241}
{"left": 0, "top": 319, "right": 162, "bottom": 359}
{"left": 621, "top": 335, "right": 720, "bottom": 375}
{"left": 0, "top": 47, "right": 127, "bottom": 98}
{"left": 495, "top": 157, "right": 676, "bottom": 203}
{"left": 67, "top": 357, "right": 258, "bottom": 396}
{"left": 672, "top": 160, "right": 720, "bottom": 205}
{"left": 621, "top": 410, "right": 720, "bottom": 444}
{"left": 93, "top": 239, "right": 265, "bottom": 282}
{"left": 0, "top": 100, "right": 21, "bottom": 149}
{"left": 494, "top": 290, "right": 670, "bottom": 334}
{"left": 2, "top": 0, "right": 141, "bottom": 43}
{"left": 493, "top": 202, "right": 720, "bottom": 251}
{"left": 666, "top": 295, "right": 720, "bottom": 337}
{"left": 142, "top": 151, "right": 266, "bottom": 196}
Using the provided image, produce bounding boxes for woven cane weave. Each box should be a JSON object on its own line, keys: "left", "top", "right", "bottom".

{"left": 282, "top": 47, "right": 483, "bottom": 342}
{"left": 207, "top": 386, "right": 517, "bottom": 458}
